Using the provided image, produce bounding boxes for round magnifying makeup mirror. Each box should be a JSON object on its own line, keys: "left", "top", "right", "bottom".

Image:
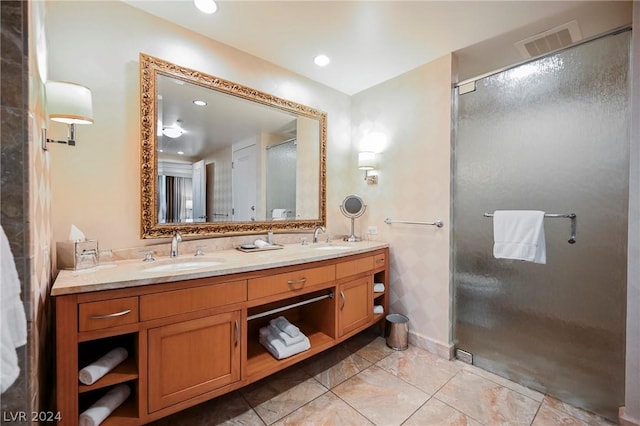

{"left": 340, "top": 195, "right": 366, "bottom": 242}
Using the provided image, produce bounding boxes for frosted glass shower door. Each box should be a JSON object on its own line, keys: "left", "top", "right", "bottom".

{"left": 453, "top": 30, "right": 629, "bottom": 421}
{"left": 266, "top": 140, "right": 296, "bottom": 219}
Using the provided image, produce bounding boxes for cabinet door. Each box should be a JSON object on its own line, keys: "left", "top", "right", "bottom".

{"left": 148, "top": 311, "right": 241, "bottom": 412}
{"left": 338, "top": 277, "right": 373, "bottom": 337}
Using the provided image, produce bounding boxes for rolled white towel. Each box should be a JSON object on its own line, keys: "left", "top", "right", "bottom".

{"left": 269, "top": 316, "right": 300, "bottom": 338}
{"left": 79, "top": 384, "right": 130, "bottom": 426}
{"left": 259, "top": 334, "right": 310, "bottom": 360}
{"left": 373, "top": 305, "right": 384, "bottom": 314}
{"left": 79, "top": 347, "right": 128, "bottom": 385}
{"left": 374, "top": 283, "right": 385, "bottom": 293}
{"left": 268, "top": 324, "right": 306, "bottom": 346}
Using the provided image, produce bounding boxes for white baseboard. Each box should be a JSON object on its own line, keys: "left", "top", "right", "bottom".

{"left": 407, "top": 330, "right": 454, "bottom": 360}
{"left": 620, "top": 407, "right": 640, "bottom": 426}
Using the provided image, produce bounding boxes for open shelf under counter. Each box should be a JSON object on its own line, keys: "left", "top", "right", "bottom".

{"left": 373, "top": 312, "right": 385, "bottom": 323}
{"left": 246, "top": 324, "right": 334, "bottom": 379}
{"left": 98, "top": 397, "right": 138, "bottom": 426}
{"left": 78, "top": 358, "right": 138, "bottom": 393}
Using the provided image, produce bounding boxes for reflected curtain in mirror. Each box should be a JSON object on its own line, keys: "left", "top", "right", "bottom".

{"left": 158, "top": 175, "right": 192, "bottom": 223}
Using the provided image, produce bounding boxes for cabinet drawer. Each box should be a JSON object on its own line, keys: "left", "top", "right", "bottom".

{"left": 248, "top": 265, "right": 335, "bottom": 300}
{"left": 336, "top": 256, "right": 374, "bottom": 279}
{"left": 140, "top": 280, "right": 247, "bottom": 321}
{"left": 79, "top": 297, "right": 139, "bottom": 332}
{"left": 373, "top": 253, "right": 386, "bottom": 268}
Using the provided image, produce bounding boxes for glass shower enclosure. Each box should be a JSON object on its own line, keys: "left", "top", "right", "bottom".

{"left": 453, "top": 30, "right": 630, "bottom": 420}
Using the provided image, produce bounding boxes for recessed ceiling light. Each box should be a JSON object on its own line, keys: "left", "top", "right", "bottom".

{"left": 193, "top": 100, "right": 207, "bottom": 106}
{"left": 314, "top": 54, "right": 330, "bottom": 67}
{"left": 194, "top": 0, "right": 218, "bottom": 14}
{"left": 162, "top": 126, "right": 184, "bottom": 138}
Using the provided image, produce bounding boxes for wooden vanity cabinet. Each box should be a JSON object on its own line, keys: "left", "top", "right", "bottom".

{"left": 54, "top": 248, "right": 389, "bottom": 425}
{"left": 338, "top": 276, "right": 373, "bottom": 337}
{"left": 147, "top": 310, "right": 241, "bottom": 412}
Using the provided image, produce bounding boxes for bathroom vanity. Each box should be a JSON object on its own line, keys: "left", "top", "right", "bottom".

{"left": 52, "top": 242, "right": 389, "bottom": 425}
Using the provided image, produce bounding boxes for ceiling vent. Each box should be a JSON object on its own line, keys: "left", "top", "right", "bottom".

{"left": 514, "top": 20, "right": 582, "bottom": 59}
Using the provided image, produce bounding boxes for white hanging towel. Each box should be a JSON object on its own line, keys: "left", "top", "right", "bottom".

{"left": 492, "top": 210, "right": 546, "bottom": 264}
{"left": 0, "top": 225, "right": 27, "bottom": 393}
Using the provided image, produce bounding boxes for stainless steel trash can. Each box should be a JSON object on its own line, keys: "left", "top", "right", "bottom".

{"left": 385, "top": 314, "right": 409, "bottom": 350}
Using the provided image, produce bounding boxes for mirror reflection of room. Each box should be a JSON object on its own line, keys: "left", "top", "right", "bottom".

{"left": 155, "top": 74, "right": 320, "bottom": 225}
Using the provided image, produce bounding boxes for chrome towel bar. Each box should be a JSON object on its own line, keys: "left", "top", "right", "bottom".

{"left": 384, "top": 218, "right": 444, "bottom": 228}
{"left": 483, "top": 212, "right": 577, "bottom": 244}
{"left": 247, "top": 292, "right": 334, "bottom": 321}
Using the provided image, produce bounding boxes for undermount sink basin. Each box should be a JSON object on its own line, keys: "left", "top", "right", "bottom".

{"left": 143, "top": 259, "right": 223, "bottom": 273}
{"left": 313, "top": 245, "right": 352, "bottom": 250}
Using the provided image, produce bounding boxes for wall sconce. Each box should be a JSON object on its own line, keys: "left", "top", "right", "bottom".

{"left": 42, "top": 81, "right": 93, "bottom": 150}
{"left": 358, "top": 151, "right": 378, "bottom": 185}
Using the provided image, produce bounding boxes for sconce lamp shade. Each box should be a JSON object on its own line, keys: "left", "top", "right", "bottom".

{"left": 358, "top": 151, "right": 376, "bottom": 170}
{"left": 46, "top": 81, "right": 94, "bottom": 125}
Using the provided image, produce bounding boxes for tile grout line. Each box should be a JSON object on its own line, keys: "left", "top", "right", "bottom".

{"left": 427, "top": 367, "right": 491, "bottom": 426}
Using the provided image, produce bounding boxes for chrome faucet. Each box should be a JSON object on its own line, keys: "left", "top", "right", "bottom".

{"left": 170, "top": 231, "right": 182, "bottom": 258}
{"left": 312, "top": 226, "right": 326, "bottom": 243}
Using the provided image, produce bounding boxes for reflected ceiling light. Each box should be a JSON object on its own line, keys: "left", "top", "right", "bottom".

{"left": 177, "top": 151, "right": 185, "bottom": 155}
{"left": 193, "top": 99, "right": 207, "bottom": 106}
{"left": 162, "top": 126, "right": 184, "bottom": 138}
{"left": 314, "top": 54, "right": 330, "bottom": 67}
{"left": 194, "top": 0, "right": 218, "bottom": 14}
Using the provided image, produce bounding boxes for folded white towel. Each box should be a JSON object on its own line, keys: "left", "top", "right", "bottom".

{"left": 259, "top": 326, "right": 271, "bottom": 340}
{"left": 493, "top": 210, "right": 546, "bottom": 264}
{"left": 374, "top": 283, "right": 385, "bottom": 293}
{"left": 79, "top": 384, "right": 130, "bottom": 426}
{"left": 373, "top": 305, "right": 384, "bottom": 314}
{"left": 79, "top": 347, "right": 128, "bottom": 385}
{"left": 254, "top": 239, "right": 271, "bottom": 248}
{"left": 269, "top": 316, "right": 300, "bottom": 338}
{"left": 272, "top": 209, "right": 288, "bottom": 220}
{"left": 259, "top": 334, "right": 310, "bottom": 360}
{"left": 267, "top": 325, "right": 306, "bottom": 346}
{"left": 0, "top": 225, "right": 27, "bottom": 393}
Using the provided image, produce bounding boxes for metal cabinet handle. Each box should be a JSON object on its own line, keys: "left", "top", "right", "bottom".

{"left": 234, "top": 320, "right": 240, "bottom": 347}
{"left": 340, "top": 291, "right": 345, "bottom": 310}
{"left": 376, "top": 258, "right": 385, "bottom": 264}
{"left": 287, "top": 278, "right": 307, "bottom": 286}
{"left": 90, "top": 309, "right": 131, "bottom": 319}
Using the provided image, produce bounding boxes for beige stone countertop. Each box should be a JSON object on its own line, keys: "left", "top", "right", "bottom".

{"left": 51, "top": 240, "right": 389, "bottom": 296}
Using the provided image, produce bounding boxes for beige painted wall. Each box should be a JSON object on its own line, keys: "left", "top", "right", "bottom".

{"left": 351, "top": 55, "right": 455, "bottom": 357}
{"left": 45, "top": 1, "right": 352, "bottom": 251}
{"left": 296, "top": 116, "right": 320, "bottom": 220}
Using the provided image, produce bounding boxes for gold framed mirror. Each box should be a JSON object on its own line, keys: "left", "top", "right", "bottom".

{"left": 140, "top": 53, "right": 327, "bottom": 238}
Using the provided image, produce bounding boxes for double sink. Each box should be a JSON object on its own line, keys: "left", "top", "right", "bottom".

{"left": 142, "top": 243, "right": 354, "bottom": 273}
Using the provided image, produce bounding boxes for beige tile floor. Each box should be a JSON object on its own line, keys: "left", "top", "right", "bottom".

{"left": 150, "top": 329, "right": 616, "bottom": 426}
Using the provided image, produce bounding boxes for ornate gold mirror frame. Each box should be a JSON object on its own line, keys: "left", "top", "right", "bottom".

{"left": 140, "top": 53, "right": 327, "bottom": 238}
